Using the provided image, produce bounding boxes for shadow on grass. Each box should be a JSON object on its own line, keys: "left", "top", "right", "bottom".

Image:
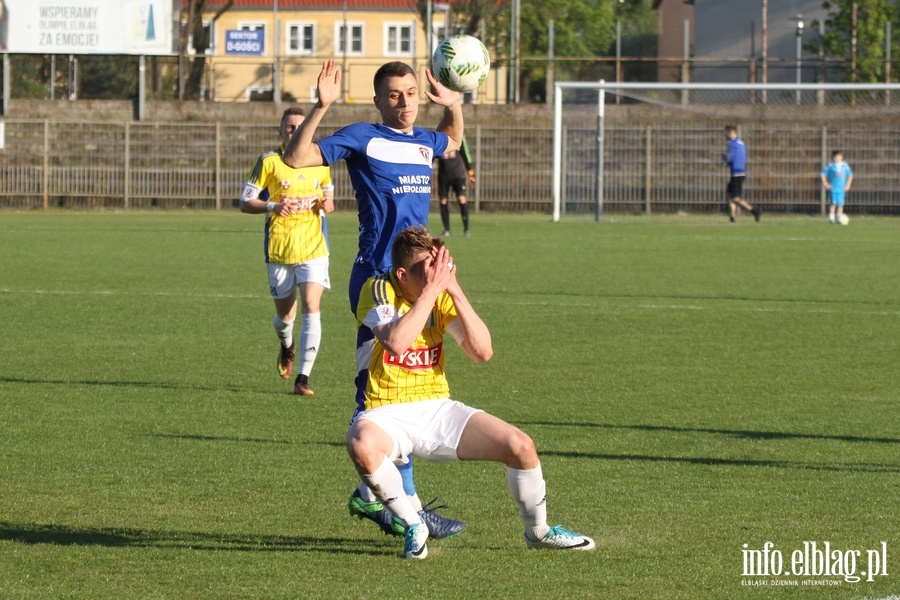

{"left": 520, "top": 421, "right": 900, "bottom": 445}
{"left": 521, "top": 422, "right": 900, "bottom": 473}
{"left": 539, "top": 450, "right": 900, "bottom": 474}
{"left": 0, "top": 376, "right": 250, "bottom": 394}
{"left": 148, "top": 434, "right": 345, "bottom": 449}
{"left": 149, "top": 433, "right": 295, "bottom": 444}
{"left": 0, "top": 521, "right": 393, "bottom": 556}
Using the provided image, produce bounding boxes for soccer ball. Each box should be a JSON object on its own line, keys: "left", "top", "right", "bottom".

{"left": 838, "top": 213, "right": 850, "bottom": 225}
{"left": 432, "top": 35, "right": 490, "bottom": 93}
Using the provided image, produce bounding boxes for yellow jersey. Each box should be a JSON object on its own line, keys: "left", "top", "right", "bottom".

{"left": 355, "top": 272, "right": 462, "bottom": 411}
{"left": 243, "top": 146, "right": 332, "bottom": 265}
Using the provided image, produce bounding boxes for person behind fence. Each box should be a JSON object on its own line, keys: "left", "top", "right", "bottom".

{"left": 282, "top": 59, "right": 466, "bottom": 540}
{"left": 722, "top": 125, "right": 761, "bottom": 223}
{"left": 346, "top": 225, "right": 596, "bottom": 559}
{"left": 239, "top": 106, "right": 335, "bottom": 397}
{"left": 436, "top": 135, "right": 474, "bottom": 238}
{"left": 821, "top": 150, "right": 853, "bottom": 224}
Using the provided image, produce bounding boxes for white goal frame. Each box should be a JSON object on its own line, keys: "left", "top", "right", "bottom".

{"left": 552, "top": 81, "right": 900, "bottom": 222}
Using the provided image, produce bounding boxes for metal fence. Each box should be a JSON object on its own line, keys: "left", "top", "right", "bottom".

{"left": 2, "top": 118, "right": 899, "bottom": 215}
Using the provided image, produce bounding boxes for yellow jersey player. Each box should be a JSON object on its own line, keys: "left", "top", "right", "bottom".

{"left": 347, "top": 225, "right": 595, "bottom": 559}
{"left": 240, "top": 106, "right": 335, "bottom": 396}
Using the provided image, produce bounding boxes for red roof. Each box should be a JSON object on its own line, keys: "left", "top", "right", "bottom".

{"left": 192, "top": 0, "right": 416, "bottom": 9}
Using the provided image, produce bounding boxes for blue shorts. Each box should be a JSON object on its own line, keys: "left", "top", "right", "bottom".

{"left": 829, "top": 191, "right": 846, "bottom": 207}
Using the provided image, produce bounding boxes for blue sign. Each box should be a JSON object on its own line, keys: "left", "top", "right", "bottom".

{"left": 225, "top": 30, "right": 264, "bottom": 55}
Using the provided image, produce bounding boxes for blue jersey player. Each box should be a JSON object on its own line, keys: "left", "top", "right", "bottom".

{"left": 722, "top": 125, "right": 761, "bottom": 223}
{"left": 284, "top": 59, "right": 466, "bottom": 540}
{"left": 821, "top": 150, "right": 853, "bottom": 224}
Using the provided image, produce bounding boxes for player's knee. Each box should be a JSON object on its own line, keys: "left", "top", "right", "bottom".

{"left": 507, "top": 430, "right": 538, "bottom": 468}
{"left": 346, "top": 428, "right": 379, "bottom": 468}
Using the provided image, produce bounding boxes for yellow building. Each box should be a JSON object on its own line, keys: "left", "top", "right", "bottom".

{"left": 193, "top": 0, "right": 503, "bottom": 104}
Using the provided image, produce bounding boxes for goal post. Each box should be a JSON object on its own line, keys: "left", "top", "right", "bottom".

{"left": 552, "top": 81, "right": 900, "bottom": 222}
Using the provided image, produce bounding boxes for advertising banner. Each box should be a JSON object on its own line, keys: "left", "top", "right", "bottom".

{"left": 1, "top": 0, "right": 177, "bottom": 55}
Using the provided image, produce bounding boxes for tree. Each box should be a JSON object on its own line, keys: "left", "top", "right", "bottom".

{"left": 78, "top": 56, "right": 140, "bottom": 100}
{"left": 519, "top": 0, "right": 657, "bottom": 102}
{"left": 408, "top": 0, "right": 656, "bottom": 102}
{"left": 179, "top": 0, "right": 234, "bottom": 100}
{"left": 809, "top": 0, "right": 896, "bottom": 83}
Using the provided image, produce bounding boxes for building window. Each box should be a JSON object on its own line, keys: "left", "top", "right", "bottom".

{"left": 238, "top": 21, "right": 265, "bottom": 33}
{"left": 335, "top": 22, "right": 364, "bottom": 56}
{"left": 287, "top": 22, "right": 315, "bottom": 55}
{"left": 188, "top": 19, "right": 214, "bottom": 55}
{"left": 385, "top": 23, "right": 414, "bottom": 57}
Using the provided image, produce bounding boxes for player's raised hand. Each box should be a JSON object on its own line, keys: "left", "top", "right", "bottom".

{"left": 424, "top": 68, "right": 461, "bottom": 107}
{"left": 423, "top": 244, "right": 456, "bottom": 294}
{"left": 315, "top": 60, "right": 342, "bottom": 108}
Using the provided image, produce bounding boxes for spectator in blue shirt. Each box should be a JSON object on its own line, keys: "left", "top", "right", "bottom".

{"left": 722, "top": 125, "right": 760, "bottom": 223}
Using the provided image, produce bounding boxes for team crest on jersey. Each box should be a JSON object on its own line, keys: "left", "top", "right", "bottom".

{"left": 419, "top": 147, "right": 431, "bottom": 163}
{"left": 384, "top": 343, "right": 442, "bottom": 370}
{"left": 280, "top": 180, "right": 291, "bottom": 190}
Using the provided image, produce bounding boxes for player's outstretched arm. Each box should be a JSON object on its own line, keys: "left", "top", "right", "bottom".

{"left": 283, "top": 60, "right": 340, "bottom": 168}
{"left": 426, "top": 69, "right": 464, "bottom": 153}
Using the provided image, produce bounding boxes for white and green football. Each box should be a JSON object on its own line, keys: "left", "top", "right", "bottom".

{"left": 432, "top": 35, "right": 491, "bottom": 93}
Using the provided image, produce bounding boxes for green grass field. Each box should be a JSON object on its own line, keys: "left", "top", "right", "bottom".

{"left": 1, "top": 211, "right": 898, "bottom": 599}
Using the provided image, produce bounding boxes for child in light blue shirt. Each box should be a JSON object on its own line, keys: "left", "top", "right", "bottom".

{"left": 821, "top": 150, "right": 853, "bottom": 224}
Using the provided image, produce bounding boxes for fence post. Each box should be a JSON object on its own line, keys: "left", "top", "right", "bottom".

{"left": 820, "top": 125, "right": 827, "bottom": 216}
{"left": 645, "top": 125, "right": 652, "bottom": 215}
{"left": 474, "top": 124, "right": 481, "bottom": 213}
{"left": 43, "top": 120, "right": 50, "bottom": 210}
{"left": 561, "top": 127, "right": 567, "bottom": 215}
{"left": 124, "top": 121, "right": 130, "bottom": 209}
{"left": 215, "top": 121, "right": 222, "bottom": 210}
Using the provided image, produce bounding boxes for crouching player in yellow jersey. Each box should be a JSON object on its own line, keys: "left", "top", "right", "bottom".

{"left": 346, "top": 226, "right": 595, "bottom": 559}
{"left": 240, "top": 107, "right": 335, "bottom": 396}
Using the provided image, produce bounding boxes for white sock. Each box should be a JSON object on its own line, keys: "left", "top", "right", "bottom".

{"left": 364, "top": 457, "right": 419, "bottom": 526}
{"left": 357, "top": 483, "right": 378, "bottom": 503}
{"left": 407, "top": 493, "right": 423, "bottom": 513}
{"left": 298, "top": 312, "right": 321, "bottom": 376}
{"left": 274, "top": 315, "right": 294, "bottom": 349}
{"left": 508, "top": 464, "right": 549, "bottom": 540}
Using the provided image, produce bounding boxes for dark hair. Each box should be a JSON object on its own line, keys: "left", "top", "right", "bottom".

{"left": 374, "top": 61, "right": 416, "bottom": 94}
{"left": 280, "top": 106, "right": 305, "bottom": 131}
{"left": 392, "top": 225, "right": 443, "bottom": 272}
{"left": 832, "top": 150, "right": 843, "bottom": 158}
{"left": 724, "top": 125, "right": 737, "bottom": 134}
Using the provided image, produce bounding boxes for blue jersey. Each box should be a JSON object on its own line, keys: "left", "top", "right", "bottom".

{"left": 822, "top": 161, "right": 852, "bottom": 190}
{"left": 725, "top": 137, "right": 746, "bottom": 176}
{"left": 318, "top": 122, "right": 449, "bottom": 273}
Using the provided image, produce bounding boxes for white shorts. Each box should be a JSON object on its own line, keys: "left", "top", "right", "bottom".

{"left": 267, "top": 256, "right": 330, "bottom": 299}
{"left": 356, "top": 399, "right": 483, "bottom": 464}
